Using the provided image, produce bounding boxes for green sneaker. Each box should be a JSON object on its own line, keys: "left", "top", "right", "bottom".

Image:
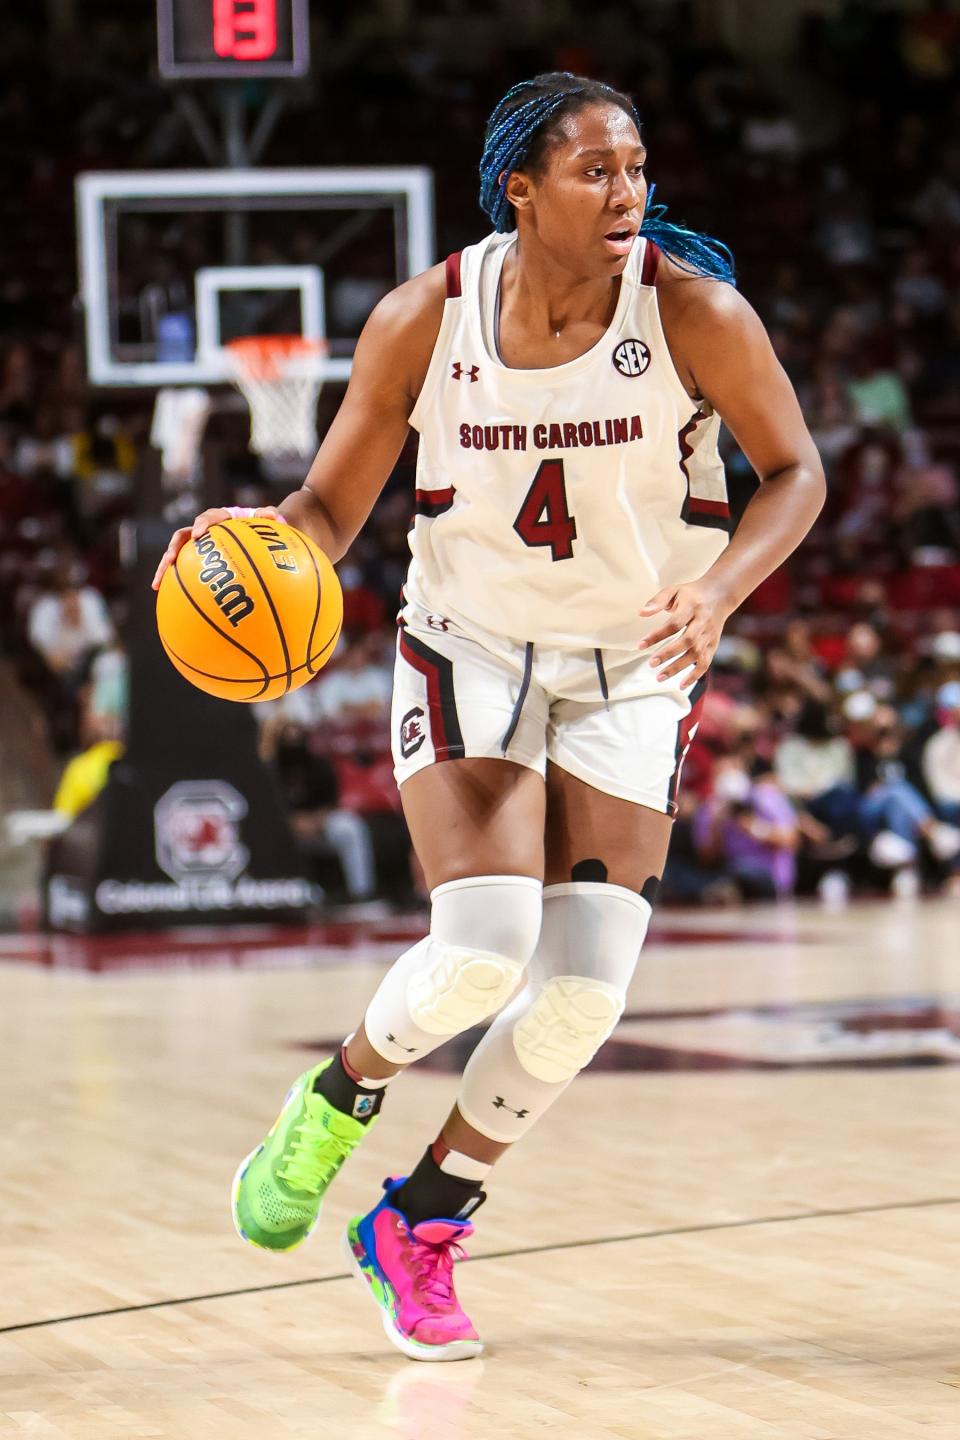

{"left": 231, "top": 1059, "right": 373, "bottom": 1253}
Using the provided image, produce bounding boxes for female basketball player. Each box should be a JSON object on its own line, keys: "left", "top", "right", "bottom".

{"left": 153, "top": 73, "right": 825, "bottom": 1362}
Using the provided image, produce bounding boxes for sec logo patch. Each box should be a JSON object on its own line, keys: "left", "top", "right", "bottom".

{"left": 612, "top": 339, "right": 651, "bottom": 377}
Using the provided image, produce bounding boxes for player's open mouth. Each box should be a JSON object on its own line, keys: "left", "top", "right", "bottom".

{"left": 602, "top": 229, "right": 636, "bottom": 256}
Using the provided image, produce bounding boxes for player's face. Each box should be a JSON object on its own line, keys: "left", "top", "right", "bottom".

{"left": 524, "top": 104, "right": 647, "bottom": 275}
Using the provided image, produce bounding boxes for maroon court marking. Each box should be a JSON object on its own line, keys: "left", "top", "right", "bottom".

{"left": 0, "top": 918, "right": 811, "bottom": 973}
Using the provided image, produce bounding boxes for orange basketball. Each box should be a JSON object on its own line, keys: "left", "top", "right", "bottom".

{"left": 156, "top": 518, "right": 343, "bottom": 702}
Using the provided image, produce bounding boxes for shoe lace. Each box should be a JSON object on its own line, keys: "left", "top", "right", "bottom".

{"left": 408, "top": 1236, "right": 469, "bottom": 1307}
{"left": 278, "top": 1112, "right": 354, "bottom": 1196}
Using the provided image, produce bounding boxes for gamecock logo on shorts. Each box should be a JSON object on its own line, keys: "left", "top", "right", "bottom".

{"left": 154, "top": 780, "right": 250, "bottom": 882}
{"left": 400, "top": 706, "right": 427, "bottom": 759}
{"left": 612, "top": 338, "right": 651, "bottom": 377}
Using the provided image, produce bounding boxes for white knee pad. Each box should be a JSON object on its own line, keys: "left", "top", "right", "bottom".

{"left": 407, "top": 940, "right": 525, "bottom": 1035}
{"left": 510, "top": 881, "right": 650, "bottom": 1081}
{"left": 364, "top": 874, "right": 542, "bottom": 1062}
{"left": 457, "top": 881, "right": 652, "bottom": 1141}
{"left": 512, "top": 974, "right": 625, "bottom": 1082}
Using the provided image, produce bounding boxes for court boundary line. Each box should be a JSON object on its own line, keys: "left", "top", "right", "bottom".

{"left": 2, "top": 1193, "right": 957, "bottom": 1337}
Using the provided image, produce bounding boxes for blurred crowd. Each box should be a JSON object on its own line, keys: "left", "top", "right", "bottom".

{"left": 1, "top": 1, "right": 960, "bottom": 902}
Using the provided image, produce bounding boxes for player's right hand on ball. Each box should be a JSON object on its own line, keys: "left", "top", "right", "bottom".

{"left": 150, "top": 506, "right": 286, "bottom": 590}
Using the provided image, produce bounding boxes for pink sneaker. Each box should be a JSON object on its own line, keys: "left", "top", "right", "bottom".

{"left": 344, "top": 1177, "right": 483, "bottom": 1361}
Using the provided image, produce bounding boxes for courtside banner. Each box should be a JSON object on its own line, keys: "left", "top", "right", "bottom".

{"left": 44, "top": 513, "right": 309, "bottom": 934}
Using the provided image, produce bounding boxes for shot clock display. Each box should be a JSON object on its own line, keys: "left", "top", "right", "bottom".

{"left": 157, "top": 0, "right": 309, "bottom": 79}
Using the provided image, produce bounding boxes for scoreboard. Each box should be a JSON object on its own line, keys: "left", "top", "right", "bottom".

{"left": 157, "top": 0, "right": 309, "bottom": 79}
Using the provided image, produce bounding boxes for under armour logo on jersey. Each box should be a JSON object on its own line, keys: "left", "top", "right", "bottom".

{"left": 612, "top": 339, "right": 651, "bottom": 377}
{"left": 492, "top": 1096, "right": 530, "bottom": 1119}
{"left": 452, "top": 361, "right": 480, "bottom": 382}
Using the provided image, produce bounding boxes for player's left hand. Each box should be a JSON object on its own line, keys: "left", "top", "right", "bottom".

{"left": 638, "top": 579, "right": 733, "bottom": 689}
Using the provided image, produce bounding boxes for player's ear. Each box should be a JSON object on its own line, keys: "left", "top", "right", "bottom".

{"left": 504, "top": 169, "right": 534, "bottom": 217}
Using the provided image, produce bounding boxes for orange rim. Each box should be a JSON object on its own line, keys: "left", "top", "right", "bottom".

{"left": 224, "top": 334, "right": 327, "bottom": 381}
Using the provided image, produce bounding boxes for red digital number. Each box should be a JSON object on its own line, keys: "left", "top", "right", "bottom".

{"left": 213, "top": 0, "right": 277, "bottom": 61}
{"left": 513, "top": 459, "right": 578, "bottom": 562}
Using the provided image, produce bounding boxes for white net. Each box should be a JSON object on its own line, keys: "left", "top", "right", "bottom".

{"left": 224, "top": 336, "right": 327, "bottom": 460}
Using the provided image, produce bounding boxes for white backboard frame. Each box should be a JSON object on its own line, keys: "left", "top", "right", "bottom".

{"left": 76, "top": 167, "right": 435, "bottom": 387}
{"left": 195, "top": 264, "right": 325, "bottom": 377}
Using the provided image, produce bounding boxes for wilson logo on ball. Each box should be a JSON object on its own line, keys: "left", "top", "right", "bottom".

{"left": 193, "top": 535, "right": 255, "bottom": 626}
{"left": 612, "top": 339, "right": 651, "bottom": 377}
{"left": 248, "top": 521, "right": 298, "bottom": 573}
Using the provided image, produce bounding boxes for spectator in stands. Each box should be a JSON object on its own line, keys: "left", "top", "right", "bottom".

{"left": 739, "top": 83, "right": 802, "bottom": 167}
{"left": 845, "top": 693, "right": 960, "bottom": 872}
{"left": 271, "top": 721, "right": 377, "bottom": 904}
{"left": 27, "top": 561, "right": 113, "bottom": 679}
{"left": 893, "top": 245, "right": 948, "bottom": 318}
{"left": 806, "top": 371, "right": 860, "bottom": 465}
{"left": 86, "top": 638, "right": 128, "bottom": 735}
{"left": 257, "top": 629, "right": 392, "bottom": 737}
{"left": 774, "top": 697, "right": 862, "bottom": 896}
{"left": 834, "top": 622, "right": 898, "bottom": 702}
{"left": 693, "top": 758, "right": 800, "bottom": 900}
{"left": 815, "top": 181, "right": 877, "bottom": 269}
{"left": 921, "top": 681, "right": 960, "bottom": 828}
{"left": 756, "top": 647, "right": 806, "bottom": 731}
{"left": 256, "top": 632, "right": 400, "bottom": 902}
{"left": 12, "top": 404, "right": 75, "bottom": 482}
{"left": 892, "top": 447, "right": 960, "bottom": 564}
{"left": 365, "top": 489, "right": 416, "bottom": 606}
{"left": 930, "top": 628, "right": 960, "bottom": 680}
{"left": 307, "top": 628, "right": 393, "bottom": 728}
{"left": 775, "top": 698, "right": 857, "bottom": 825}
{"left": 832, "top": 438, "right": 899, "bottom": 550}
{"left": 337, "top": 549, "right": 387, "bottom": 635}
{"left": 660, "top": 788, "right": 738, "bottom": 907}
{"left": 767, "top": 620, "right": 833, "bottom": 705}
{"left": 912, "top": 140, "right": 960, "bottom": 227}
{"left": 845, "top": 348, "right": 913, "bottom": 430}
{"left": 70, "top": 411, "right": 137, "bottom": 535}
{"left": 26, "top": 560, "right": 114, "bottom": 751}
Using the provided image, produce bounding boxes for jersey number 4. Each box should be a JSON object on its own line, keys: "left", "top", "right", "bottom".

{"left": 513, "top": 459, "right": 577, "bottom": 562}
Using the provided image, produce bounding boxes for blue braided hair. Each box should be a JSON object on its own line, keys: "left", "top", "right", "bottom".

{"left": 640, "top": 182, "right": 736, "bottom": 285}
{"left": 478, "top": 72, "right": 736, "bottom": 286}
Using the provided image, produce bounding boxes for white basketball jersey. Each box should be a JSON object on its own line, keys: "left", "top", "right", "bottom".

{"left": 404, "top": 232, "right": 730, "bottom": 652}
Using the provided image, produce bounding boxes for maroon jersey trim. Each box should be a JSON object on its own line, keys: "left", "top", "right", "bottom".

{"left": 445, "top": 251, "right": 463, "bottom": 299}
{"left": 641, "top": 239, "right": 660, "bottom": 286}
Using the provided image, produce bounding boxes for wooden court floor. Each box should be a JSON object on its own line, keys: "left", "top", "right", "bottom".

{"left": 1, "top": 899, "right": 959, "bottom": 1439}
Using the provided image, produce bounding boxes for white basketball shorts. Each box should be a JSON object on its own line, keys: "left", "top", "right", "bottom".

{"left": 391, "top": 598, "right": 706, "bottom": 815}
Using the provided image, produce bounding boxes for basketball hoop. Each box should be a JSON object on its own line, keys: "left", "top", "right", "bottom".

{"left": 224, "top": 335, "right": 327, "bottom": 462}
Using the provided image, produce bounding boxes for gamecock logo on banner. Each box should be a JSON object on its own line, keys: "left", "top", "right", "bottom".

{"left": 154, "top": 780, "right": 250, "bottom": 883}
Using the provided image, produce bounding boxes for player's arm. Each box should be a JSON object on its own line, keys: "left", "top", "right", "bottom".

{"left": 151, "top": 266, "right": 446, "bottom": 588}
{"left": 278, "top": 267, "right": 446, "bottom": 556}
{"left": 641, "top": 280, "right": 826, "bottom": 684}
